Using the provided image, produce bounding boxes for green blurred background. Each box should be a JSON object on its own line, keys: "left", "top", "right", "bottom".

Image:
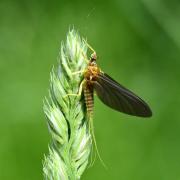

{"left": 1, "top": 0, "right": 180, "bottom": 179}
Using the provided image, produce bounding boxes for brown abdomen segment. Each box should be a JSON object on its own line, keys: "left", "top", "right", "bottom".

{"left": 84, "top": 83, "right": 94, "bottom": 117}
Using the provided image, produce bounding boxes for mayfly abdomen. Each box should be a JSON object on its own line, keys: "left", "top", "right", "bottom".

{"left": 84, "top": 83, "right": 94, "bottom": 117}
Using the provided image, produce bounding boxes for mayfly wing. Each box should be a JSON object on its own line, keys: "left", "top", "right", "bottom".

{"left": 93, "top": 73, "right": 152, "bottom": 117}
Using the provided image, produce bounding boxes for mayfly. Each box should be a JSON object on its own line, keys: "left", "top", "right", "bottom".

{"left": 68, "top": 42, "right": 152, "bottom": 167}
{"left": 75, "top": 44, "right": 152, "bottom": 118}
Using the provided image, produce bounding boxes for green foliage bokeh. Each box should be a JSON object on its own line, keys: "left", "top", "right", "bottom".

{"left": 0, "top": 0, "right": 180, "bottom": 179}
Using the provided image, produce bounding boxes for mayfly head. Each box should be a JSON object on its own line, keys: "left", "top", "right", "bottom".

{"left": 90, "top": 52, "right": 97, "bottom": 63}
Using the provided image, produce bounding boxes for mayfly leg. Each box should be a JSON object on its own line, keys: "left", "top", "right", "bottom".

{"left": 63, "top": 80, "right": 85, "bottom": 98}
{"left": 71, "top": 70, "right": 84, "bottom": 75}
{"left": 79, "top": 47, "right": 89, "bottom": 63}
{"left": 83, "top": 38, "right": 96, "bottom": 54}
